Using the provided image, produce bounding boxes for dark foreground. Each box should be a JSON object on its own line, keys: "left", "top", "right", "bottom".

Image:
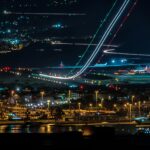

{"left": 0, "top": 127, "right": 150, "bottom": 149}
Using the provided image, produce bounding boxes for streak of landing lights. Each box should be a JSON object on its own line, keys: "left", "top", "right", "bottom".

{"left": 32, "top": 74, "right": 100, "bottom": 86}
{"left": 50, "top": 42, "right": 119, "bottom": 48}
{"left": 106, "top": 0, "right": 138, "bottom": 49}
{"left": 95, "top": 0, "right": 138, "bottom": 65}
{"left": 103, "top": 49, "right": 150, "bottom": 57}
{"left": 3, "top": 11, "right": 86, "bottom": 16}
{"left": 67, "top": 0, "right": 118, "bottom": 76}
{"left": 31, "top": 75, "right": 69, "bottom": 86}
{"left": 39, "top": 0, "right": 131, "bottom": 79}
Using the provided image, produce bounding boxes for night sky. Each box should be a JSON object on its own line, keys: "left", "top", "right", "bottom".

{"left": 0, "top": 0, "right": 150, "bottom": 67}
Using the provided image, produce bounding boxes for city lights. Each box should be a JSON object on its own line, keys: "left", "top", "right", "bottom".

{"left": 0, "top": 0, "right": 150, "bottom": 146}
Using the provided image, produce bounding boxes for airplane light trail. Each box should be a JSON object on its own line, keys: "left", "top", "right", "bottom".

{"left": 51, "top": 42, "right": 119, "bottom": 47}
{"left": 67, "top": 0, "right": 118, "bottom": 75}
{"left": 103, "top": 49, "right": 150, "bottom": 57}
{"left": 106, "top": 0, "right": 138, "bottom": 48}
{"left": 68, "top": 0, "right": 118, "bottom": 75}
{"left": 39, "top": 0, "right": 130, "bottom": 80}
{"left": 95, "top": 0, "right": 138, "bottom": 64}
{"left": 3, "top": 10, "right": 86, "bottom": 16}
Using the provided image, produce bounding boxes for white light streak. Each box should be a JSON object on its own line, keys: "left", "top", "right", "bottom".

{"left": 104, "top": 49, "right": 150, "bottom": 57}
{"left": 3, "top": 11, "right": 86, "bottom": 16}
{"left": 39, "top": 0, "right": 130, "bottom": 79}
{"left": 51, "top": 42, "right": 119, "bottom": 47}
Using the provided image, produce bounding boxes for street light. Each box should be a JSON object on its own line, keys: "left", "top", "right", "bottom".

{"left": 95, "top": 90, "right": 99, "bottom": 108}
{"left": 11, "top": 90, "right": 15, "bottom": 97}
{"left": 124, "top": 104, "right": 127, "bottom": 108}
{"left": 98, "top": 103, "right": 102, "bottom": 109}
{"left": 113, "top": 104, "right": 117, "bottom": 110}
{"left": 129, "top": 104, "right": 132, "bottom": 122}
{"left": 108, "top": 95, "right": 112, "bottom": 101}
{"left": 68, "top": 90, "right": 71, "bottom": 111}
{"left": 40, "top": 91, "right": 45, "bottom": 101}
{"left": 131, "top": 95, "right": 135, "bottom": 104}
{"left": 124, "top": 104, "right": 128, "bottom": 118}
{"left": 138, "top": 101, "right": 141, "bottom": 117}
{"left": 114, "top": 104, "right": 117, "bottom": 108}
{"left": 101, "top": 97, "right": 104, "bottom": 106}
{"left": 78, "top": 102, "right": 81, "bottom": 111}
{"left": 14, "top": 94, "right": 19, "bottom": 106}
{"left": 47, "top": 100, "right": 51, "bottom": 110}
{"left": 89, "top": 103, "right": 93, "bottom": 111}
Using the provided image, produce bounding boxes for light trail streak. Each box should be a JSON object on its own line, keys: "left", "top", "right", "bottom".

{"left": 51, "top": 42, "right": 119, "bottom": 47}
{"left": 39, "top": 0, "right": 130, "bottom": 80}
{"left": 68, "top": 0, "right": 118, "bottom": 75}
{"left": 95, "top": 0, "right": 138, "bottom": 64}
{"left": 107, "top": 0, "right": 138, "bottom": 47}
{"left": 0, "top": 51, "right": 11, "bottom": 54}
{"left": 103, "top": 49, "right": 150, "bottom": 57}
{"left": 3, "top": 11, "right": 86, "bottom": 16}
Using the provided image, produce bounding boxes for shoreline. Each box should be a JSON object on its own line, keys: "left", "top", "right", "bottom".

{"left": 0, "top": 120, "right": 137, "bottom": 126}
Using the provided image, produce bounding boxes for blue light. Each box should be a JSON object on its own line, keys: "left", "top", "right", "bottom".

{"left": 57, "top": 24, "right": 61, "bottom": 28}
{"left": 52, "top": 23, "right": 62, "bottom": 29}
{"left": 9, "top": 39, "right": 20, "bottom": 45}
{"left": 69, "top": 84, "right": 78, "bottom": 88}
{"left": 112, "top": 60, "right": 115, "bottom": 63}
{"left": 121, "top": 59, "right": 124, "bottom": 63}
{"left": 121, "top": 59, "right": 127, "bottom": 63}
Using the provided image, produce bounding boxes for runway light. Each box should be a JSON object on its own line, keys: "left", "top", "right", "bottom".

{"left": 52, "top": 23, "right": 62, "bottom": 29}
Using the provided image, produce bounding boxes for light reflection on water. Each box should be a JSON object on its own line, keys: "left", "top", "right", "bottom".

{"left": 137, "top": 127, "right": 150, "bottom": 135}
{"left": 0, "top": 124, "right": 150, "bottom": 135}
{"left": 0, "top": 125, "right": 23, "bottom": 133}
{"left": 0, "top": 124, "right": 83, "bottom": 134}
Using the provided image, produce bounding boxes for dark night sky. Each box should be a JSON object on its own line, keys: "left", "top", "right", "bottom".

{"left": 0, "top": 0, "right": 150, "bottom": 67}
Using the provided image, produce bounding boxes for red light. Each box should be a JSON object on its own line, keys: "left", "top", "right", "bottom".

{"left": 3, "top": 66, "right": 11, "bottom": 71}
{"left": 80, "top": 85, "right": 84, "bottom": 90}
